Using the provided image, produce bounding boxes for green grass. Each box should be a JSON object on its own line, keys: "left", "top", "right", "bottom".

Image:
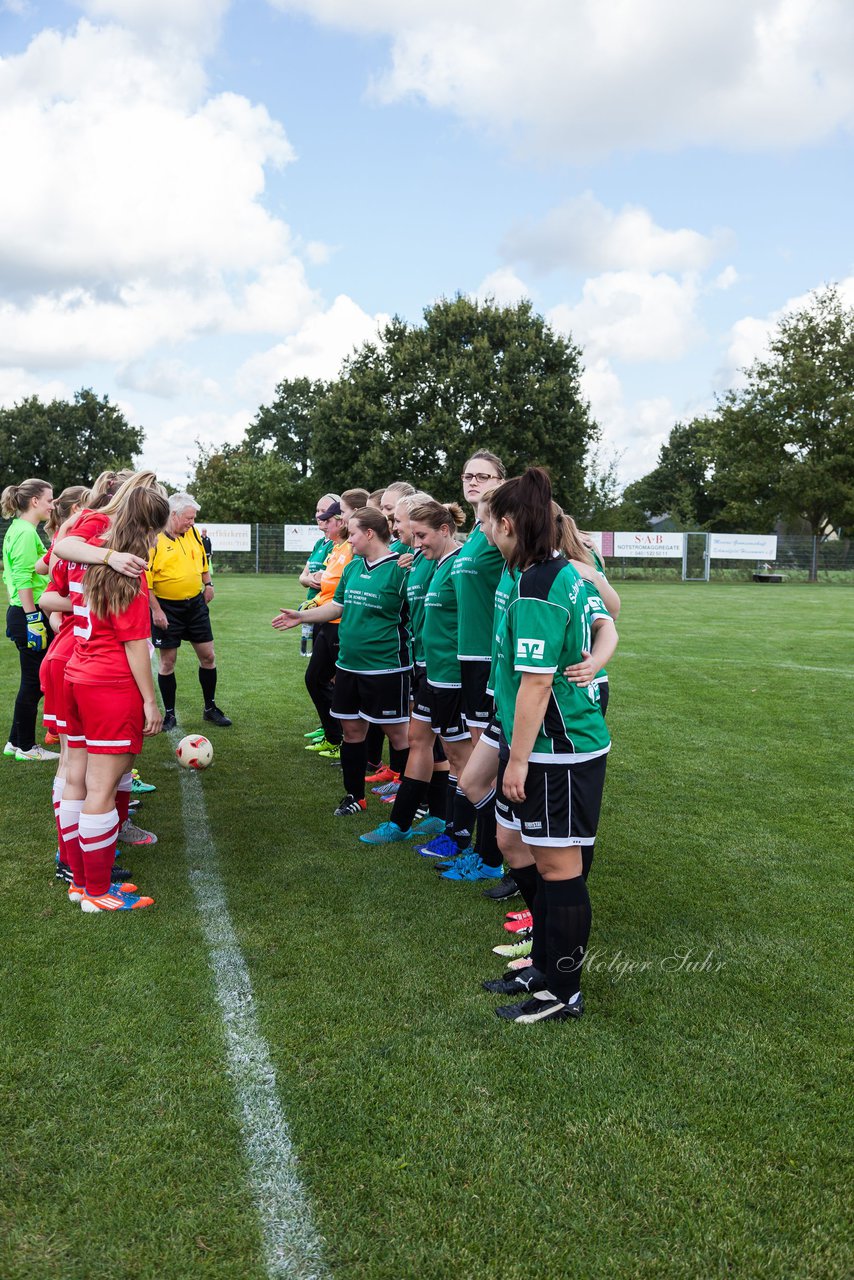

{"left": 1, "top": 580, "right": 852, "bottom": 1279}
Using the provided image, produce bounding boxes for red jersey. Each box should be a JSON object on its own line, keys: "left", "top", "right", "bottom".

{"left": 62, "top": 511, "right": 151, "bottom": 687}
{"left": 42, "top": 557, "right": 76, "bottom": 666}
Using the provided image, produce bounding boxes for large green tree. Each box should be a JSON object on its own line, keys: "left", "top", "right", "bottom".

{"left": 622, "top": 419, "right": 724, "bottom": 529}
{"left": 246, "top": 377, "right": 328, "bottom": 478}
{"left": 0, "top": 389, "right": 144, "bottom": 492}
{"left": 188, "top": 443, "right": 315, "bottom": 522}
{"left": 709, "top": 286, "right": 854, "bottom": 537}
{"left": 309, "top": 295, "right": 599, "bottom": 510}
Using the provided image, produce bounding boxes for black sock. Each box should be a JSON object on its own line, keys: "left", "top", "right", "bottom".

{"left": 531, "top": 872, "right": 547, "bottom": 973}
{"left": 543, "top": 876, "right": 591, "bottom": 1003}
{"left": 474, "top": 796, "right": 502, "bottom": 868}
{"left": 444, "top": 775, "right": 457, "bottom": 835}
{"left": 158, "top": 672, "right": 177, "bottom": 713}
{"left": 389, "top": 745, "right": 409, "bottom": 776}
{"left": 365, "top": 722, "right": 385, "bottom": 770}
{"left": 582, "top": 841, "right": 595, "bottom": 881}
{"left": 452, "top": 787, "right": 476, "bottom": 850}
{"left": 390, "top": 777, "right": 428, "bottom": 831}
{"left": 511, "top": 862, "right": 538, "bottom": 913}
{"left": 198, "top": 666, "right": 217, "bottom": 709}
{"left": 427, "top": 769, "right": 449, "bottom": 819}
{"left": 340, "top": 741, "right": 368, "bottom": 800}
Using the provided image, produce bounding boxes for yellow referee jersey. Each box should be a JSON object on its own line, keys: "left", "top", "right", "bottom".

{"left": 147, "top": 527, "right": 209, "bottom": 600}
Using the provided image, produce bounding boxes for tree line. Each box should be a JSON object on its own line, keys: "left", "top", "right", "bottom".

{"left": 2, "top": 290, "right": 852, "bottom": 537}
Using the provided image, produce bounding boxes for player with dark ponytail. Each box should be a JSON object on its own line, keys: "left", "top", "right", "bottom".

{"left": 486, "top": 467, "right": 617, "bottom": 1024}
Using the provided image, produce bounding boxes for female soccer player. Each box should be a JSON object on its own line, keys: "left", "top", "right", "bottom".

{"left": 60, "top": 486, "right": 170, "bottom": 911}
{"left": 2, "top": 477, "right": 57, "bottom": 762}
{"left": 273, "top": 506, "right": 411, "bottom": 816}
{"left": 488, "top": 468, "right": 616, "bottom": 1023}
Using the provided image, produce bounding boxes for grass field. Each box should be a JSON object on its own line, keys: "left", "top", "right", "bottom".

{"left": 1, "top": 579, "right": 852, "bottom": 1280}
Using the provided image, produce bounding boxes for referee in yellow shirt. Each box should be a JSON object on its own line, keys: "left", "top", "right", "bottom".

{"left": 147, "top": 492, "right": 231, "bottom": 730}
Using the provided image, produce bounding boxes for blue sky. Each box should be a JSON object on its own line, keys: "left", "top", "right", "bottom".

{"left": 1, "top": 0, "right": 853, "bottom": 487}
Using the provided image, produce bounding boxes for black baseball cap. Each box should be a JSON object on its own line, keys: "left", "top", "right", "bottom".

{"left": 320, "top": 501, "right": 342, "bottom": 520}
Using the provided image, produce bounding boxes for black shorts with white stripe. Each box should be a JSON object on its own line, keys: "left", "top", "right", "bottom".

{"left": 496, "top": 750, "right": 607, "bottom": 848}
{"left": 412, "top": 682, "right": 470, "bottom": 741}
{"left": 331, "top": 667, "right": 411, "bottom": 724}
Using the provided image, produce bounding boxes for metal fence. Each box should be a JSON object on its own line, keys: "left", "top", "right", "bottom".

{"left": 2, "top": 522, "right": 850, "bottom": 583}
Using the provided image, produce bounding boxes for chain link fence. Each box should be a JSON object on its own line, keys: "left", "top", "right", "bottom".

{"left": 2, "top": 522, "right": 851, "bottom": 584}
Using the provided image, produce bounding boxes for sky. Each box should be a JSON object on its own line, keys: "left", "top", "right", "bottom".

{"left": 1, "top": 0, "right": 853, "bottom": 489}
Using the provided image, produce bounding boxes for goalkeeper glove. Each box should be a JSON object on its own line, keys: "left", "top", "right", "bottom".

{"left": 26, "top": 611, "right": 47, "bottom": 652}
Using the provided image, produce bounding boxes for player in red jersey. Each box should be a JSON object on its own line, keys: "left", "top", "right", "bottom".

{"left": 51, "top": 487, "right": 169, "bottom": 911}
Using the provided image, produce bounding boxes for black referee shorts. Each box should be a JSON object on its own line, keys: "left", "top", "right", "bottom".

{"left": 152, "top": 593, "right": 213, "bottom": 649}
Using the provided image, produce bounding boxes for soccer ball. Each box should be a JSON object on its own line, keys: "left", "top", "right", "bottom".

{"left": 175, "top": 734, "right": 214, "bottom": 770}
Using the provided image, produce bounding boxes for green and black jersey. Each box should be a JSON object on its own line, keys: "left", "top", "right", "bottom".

{"left": 583, "top": 580, "right": 612, "bottom": 692}
{"left": 422, "top": 545, "right": 463, "bottom": 687}
{"left": 333, "top": 553, "right": 411, "bottom": 673}
{"left": 450, "top": 521, "right": 505, "bottom": 661}
{"left": 487, "top": 561, "right": 519, "bottom": 697}
{"left": 305, "top": 535, "right": 332, "bottom": 600}
{"left": 405, "top": 549, "right": 435, "bottom": 666}
{"left": 494, "top": 556, "right": 611, "bottom": 762}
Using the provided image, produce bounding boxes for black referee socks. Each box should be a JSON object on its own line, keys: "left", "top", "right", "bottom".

{"left": 198, "top": 665, "right": 217, "bottom": 709}
{"left": 158, "top": 672, "right": 177, "bottom": 714}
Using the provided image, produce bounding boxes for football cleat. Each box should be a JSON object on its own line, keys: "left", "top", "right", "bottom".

{"left": 507, "top": 956, "right": 535, "bottom": 971}
{"left": 482, "top": 966, "right": 547, "bottom": 995}
{"left": 365, "top": 765, "right": 397, "bottom": 785}
{"left": 441, "top": 856, "right": 503, "bottom": 882}
{"left": 131, "top": 769, "right": 156, "bottom": 794}
{"left": 318, "top": 743, "right": 341, "bottom": 760}
{"left": 45, "top": 731, "right": 61, "bottom": 745}
{"left": 161, "top": 711, "right": 177, "bottom": 732}
{"left": 410, "top": 815, "right": 444, "bottom": 839}
{"left": 15, "top": 745, "right": 60, "bottom": 761}
{"left": 303, "top": 727, "right": 324, "bottom": 740}
{"left": 305, "top": 737, "right": 334, "bottom": 753}
{"left": 372, "top": 779, "right": 400, "bottom": 796}
{"left": 503, "top": 912, "right": 533, "bottom": 933}
{"left": 415, "top": 833, "right": 459, "bottom": 860}
{"left": 72, "top": 880, "right": 139, "bottom": 905}
{"left": 333, "top": 794, "right": 367, "bottom": 817}
{"left": 492, "top": 938, "right": 533, "bottom": 959}
{"left": 359, "top": 821, "right": 412, "bottom": 845}
{"left": 482, "top": 873, "right": 519, "bottom": 901}
{"left": 80, "top": 884, "right": 154, "bottom": 912}
{"left": 117, "top": 820, "right": 157, "bottom": 846}
{"left": 3, "top": 741, "right": 16, "bottom": 757}
{"left": 203, "top": 705, "right": 232, "bottom": 727}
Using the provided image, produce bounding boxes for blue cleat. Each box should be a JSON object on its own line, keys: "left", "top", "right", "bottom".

{"left": 409, "top": 815, "right": 445, "bottom": 839}
{"left": 415, "top": 833, "right": 460, "bottom": 860}
{"left": 441, "top": 855, "right": 503, "bottom": 882}
{"left": 359, "top": 821, "right": 412, "bottom": 845}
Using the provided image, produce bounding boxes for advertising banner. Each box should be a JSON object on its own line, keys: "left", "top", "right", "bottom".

{"left": 284, "top": 524, "right": 321, "bottom": 552}
{"left": 612, "top": 532, "right": 685, "bottom": 559}
{"left": 197, "top": 523, "right": 251, "bottom": 552}
{"left": 708, "top": 534, "right": 778, "bottom": 560}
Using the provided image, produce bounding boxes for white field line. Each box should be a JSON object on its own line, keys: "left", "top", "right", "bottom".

{"left": 616, "top": 653, "right": 854, "bottom": 678}
{"left": 171, "top": 733, "right": 328, "bottom": 1280}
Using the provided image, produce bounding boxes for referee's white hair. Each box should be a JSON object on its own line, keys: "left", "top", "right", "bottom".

{"left": 168, "top": 491, "right": 201, "bottom": 513}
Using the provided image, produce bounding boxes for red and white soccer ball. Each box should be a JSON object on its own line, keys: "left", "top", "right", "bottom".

{"left": 176, "top": 734, "right": 214, "bottom": 770}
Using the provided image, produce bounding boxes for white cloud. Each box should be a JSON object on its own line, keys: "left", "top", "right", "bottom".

{"left": 549, "top": 271, "right": 702, "bottom": 363}
{"left": 0, "top": 367, "right": 71, "bottom": 407}
{"left": 581, "top": 356, "right": 678, "bottom": 484}
{"left": 117, "top": 358, "right": 222, "bottom": 400}
{"left": 237, "top": 295, "right": 389, "bottom": 400}
{"left": 274, "top": 0, "right": 854, "bottom": 157}
{"left": 474, "top": 267, "right": 532, "bottom": 307}
{"left": 712, "top": 265, "right": 740, "bottom": 291}
{"left": 721, "top": 275, "right": 854, "bottom": 384}
{"left": 503, "top": 194, "right": 726, "bottom": 275}
{"left": 75, "top": 0, "right": 231, "bottom": 51}
{"left": 138, "top": 408, "right": 254, "bottom": 484}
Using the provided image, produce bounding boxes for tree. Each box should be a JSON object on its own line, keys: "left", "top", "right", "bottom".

{"left": 246, "top": 377, "right": 328, "bottom": 478}
{"left": 622, "top": 419, "right": 724, "bottom": 529}
{"left": 0, "top": 389, "right": 144, "bottom": 492}
{"left": 709, "top": 286, "right": 854, "bottom": 541}
{"left": 188, "top": 443, "right": 315, "bottom": 522}
{"left": 308, "top": 295, "right": 599, "bottom": 512}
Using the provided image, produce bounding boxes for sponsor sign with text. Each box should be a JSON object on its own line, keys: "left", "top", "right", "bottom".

{"left": 284, "top": 524, "right": 321, "bottom": 552}
{"left": 612, "top": 532, "right": 685, "bottom": 559}
{"left": 197, "top": 523, "right": 251, "bottom": 552}
{"left": 708, "top": 534, "right": 778, "bottom": 560}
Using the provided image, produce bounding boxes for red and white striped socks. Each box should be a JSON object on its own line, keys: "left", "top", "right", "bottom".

{"left": 58, "top": 797, "right": 85, "bottom": 885}
{"left": 78, "top": 808, "right": 121, "bottom": 898}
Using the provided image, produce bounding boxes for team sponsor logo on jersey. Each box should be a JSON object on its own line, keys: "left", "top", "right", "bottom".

{"left": 526, "top": 821, "right": 543, "bottom": 829}
{"left": 517, "top": 637, "right": 545, "bottom": 660}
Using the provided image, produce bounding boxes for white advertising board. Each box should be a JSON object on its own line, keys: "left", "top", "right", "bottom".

{"left": 709, "top": 534, "right": 778, "bottom": 560}
{"left": 584, "top": 531, "right": 604, "bottom": 555}
{"left": 197, "top": 523, "right": 251, "bottom": 552}
{"left": 612, "top": 532, "right": 685, "bottom": 559}
{"left": 284, "top": 523, "right": 321, "bottom": 552}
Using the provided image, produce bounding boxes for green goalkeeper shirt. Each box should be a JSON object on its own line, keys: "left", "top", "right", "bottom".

{"left": 2, "top": 518, "right": 48, "bottom": 608}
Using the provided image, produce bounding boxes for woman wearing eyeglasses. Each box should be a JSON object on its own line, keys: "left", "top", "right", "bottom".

{"left": 444, "top": 450, "right": 507, "bottom": 881}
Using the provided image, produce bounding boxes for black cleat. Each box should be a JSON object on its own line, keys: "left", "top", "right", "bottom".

{"left": 162, "top": 711, "right": 177, "bottom": 732}
{"left": 333, "top": 794, "right": 367, "bottom": 817}
{"left": 55, "top": 860, "right": 73, "bottom": 883}
{"left": 482, "top": 873, "right": 520, "bottom": 901}
{"left": 482, "top": 966, "right": 547, "bottom": 995}
{"left": 203, "top": 704, "right": 232, "bottom": 727}
{"left": 496, "top": 992, "right": 584, "bottom": 1023}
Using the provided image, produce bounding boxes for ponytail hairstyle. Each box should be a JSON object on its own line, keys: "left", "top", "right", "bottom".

{"left": 99, "top": 471, "right": 163, "bottom": 519}
{"left": 554, "top": 506, "right": 595, "bottom": 566}
{"left": 409, "top": 499, "right": 466, "bottom": 533}
{"left": 487, "top": 467, "right": 555, "bottom": 571}
{"left": 466, "top": 449, "right": 506, "bottom": 479}
{"left": 397, "top": 490, "right": 434, "bottom": 513}
{"left": 84, "top": 488, "right": 170, "bottom": 620}
{"left": 340, "top": 487, "right": 370, "bottom": 511}
{"left": 87, "top": 470, "right": 121, "bottom": 510}
{"left": 383, "top": 481, "right": 415, "bottom": 501}
{"left": 367, "top": 489, "right": 386, "bottom": 508}
{"left": 1, "top": 478, "right": 51, "bottom": 519}
{"left": 45, "top": 485, "right": 89, "bottom": 536}
{"left": 348, "top": 505, "right": 393, "bottom": 542}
